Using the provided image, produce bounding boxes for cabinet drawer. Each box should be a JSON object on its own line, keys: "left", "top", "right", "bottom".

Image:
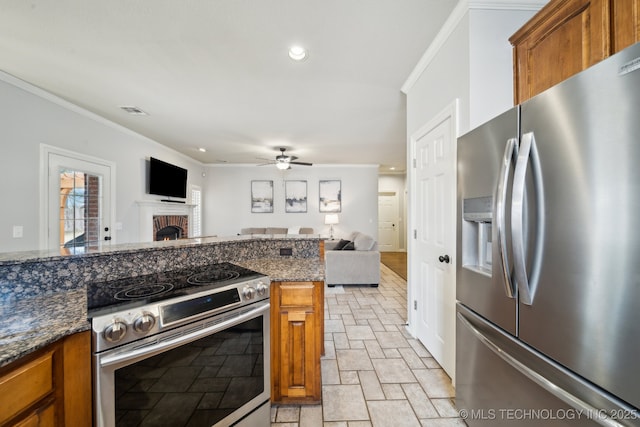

{"left": 0, "top": 351, "right": 54, "bottom": 424}
{"left": 280, "top": 282, "right": 315, "bottom": 307}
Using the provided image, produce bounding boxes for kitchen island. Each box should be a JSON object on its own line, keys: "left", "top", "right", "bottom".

{"left": 0, "top": 235, "right": 324, "bottom": 365}
{"left": 0, "top": 235, "right": 325, "bottom": 425}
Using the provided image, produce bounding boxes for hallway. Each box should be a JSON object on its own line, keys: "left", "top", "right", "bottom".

{"left": 270, "top": 263, "right": 463, "bottom": 426}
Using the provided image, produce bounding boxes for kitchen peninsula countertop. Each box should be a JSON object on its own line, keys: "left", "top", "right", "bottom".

{"left": 0, "top": 251, "right": 324, "bottom": 368}
{"left": 0, "top": 288, "right": 90, "bottom": 367}
{"left": 239, "top": 257, "right": 324, "bottom": 282}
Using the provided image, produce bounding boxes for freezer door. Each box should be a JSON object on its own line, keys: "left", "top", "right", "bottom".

{"left": 457, "top": 107, "right": 518, "bottom": 335}
{"left": 456, "top": 304, "right": 636, "bottom": 427}
{"left": 518, "top": 42, "right": 640, "bottom": 409}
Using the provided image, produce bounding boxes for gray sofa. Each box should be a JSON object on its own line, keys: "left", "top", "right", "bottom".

{"left": 324, "top": 231, "right": 380, "bottom": 287}
{"left": 240, "top": 227, "right": 315, "bottom": 235}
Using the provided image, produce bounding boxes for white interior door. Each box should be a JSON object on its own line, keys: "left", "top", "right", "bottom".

{"left": 410, "top": 102, "right": 457, "bottom": 380}
{"left": 44, "top": 146, "right": 114, "bottom": 252}
{"left": 378, "top": 192, "right": 399, "bottom": 251}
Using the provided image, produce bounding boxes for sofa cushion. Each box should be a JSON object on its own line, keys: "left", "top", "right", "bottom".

{"left": 353, "top": 233, "right": 376, "bottom": 251}
{"left": 299, "top": 227, "right": 314, "bottom": 234}
{"left": 266, "top": 227, "right": 288, "bottom": 234}
{"left": 241, "top": 227, "right": 266, "bottom": 234}
{"left": 287, "top": 226, "right": 300, "bottom": 234}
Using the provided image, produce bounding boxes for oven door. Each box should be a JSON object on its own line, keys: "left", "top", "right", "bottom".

{"left": 94, "top": 301, "right": 270, "bottom": 427}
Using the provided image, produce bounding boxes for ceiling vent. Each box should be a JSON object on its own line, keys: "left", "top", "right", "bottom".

{"left": 119, "top": 106, "right": 148, "bottom": 115}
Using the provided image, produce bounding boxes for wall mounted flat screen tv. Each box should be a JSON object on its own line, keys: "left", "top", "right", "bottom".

{"left": 148, "top": 157, "right": 188, "bottom": 199}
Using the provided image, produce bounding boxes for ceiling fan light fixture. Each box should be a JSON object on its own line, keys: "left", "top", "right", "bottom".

{"left": 276, "top": 161, "right": 290, "bottom": 170}
{"left": 288, "top": 45, "right": 307, "bottom": 61}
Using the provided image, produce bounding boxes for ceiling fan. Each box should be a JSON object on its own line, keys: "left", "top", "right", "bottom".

{"left": 258, "top": 148, "right": 313, "bottom": 170}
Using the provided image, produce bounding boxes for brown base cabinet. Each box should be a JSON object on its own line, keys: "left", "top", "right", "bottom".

{"left": 271, "top": 281, "right": 323, "bottom": 404}
{"left": 0, "top": 331, "right": 92, "bottom": 427}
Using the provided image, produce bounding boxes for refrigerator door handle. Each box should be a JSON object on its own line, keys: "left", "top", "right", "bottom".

{"left": 495, "top": 137, "right": 518, "bottom": 298}
{"left": 457, "top": 312, "right": 626, "bottom": 427}
{"left": 512, "top": 132, "right": 545, "bottom": 305}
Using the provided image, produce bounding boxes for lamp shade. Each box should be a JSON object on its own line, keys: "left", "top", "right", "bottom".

{"left": 324, "top": 214, "right": 339, "bottom": 225}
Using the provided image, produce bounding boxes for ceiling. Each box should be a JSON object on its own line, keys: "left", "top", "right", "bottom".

{"left": 0, "top": 0, "right": 457, "bottom": 172}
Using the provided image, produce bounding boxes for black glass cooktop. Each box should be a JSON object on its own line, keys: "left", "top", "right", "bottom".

{"left": 87, "top": 262, "right": 264, "bottom": 317}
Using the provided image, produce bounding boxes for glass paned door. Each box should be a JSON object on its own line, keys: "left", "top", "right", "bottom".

{"left": 47, "top": 150, "right": 112, "bottom": 253}
{"left": 59, "top": 170, "right": 103, "bottom": 252}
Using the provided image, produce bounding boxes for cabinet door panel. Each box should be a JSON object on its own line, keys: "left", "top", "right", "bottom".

{"left": 510, "top": 0, "right": 611, "bottom": 103}
{"left": 280, "top": 310, "right": 316, "bottom": 398}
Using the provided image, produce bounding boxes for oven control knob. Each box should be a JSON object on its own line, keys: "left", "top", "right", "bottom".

{"left": 103, "top": 319, "right": 127, "bottom": 343}
{"left": 256, "top": 282, "right": 268, "bottom": 296}
{"left": 133, "top": 312, "right": 156, "bottom": 333}
{"left": 243, "top": 286, "right": 256, "bottom": 300}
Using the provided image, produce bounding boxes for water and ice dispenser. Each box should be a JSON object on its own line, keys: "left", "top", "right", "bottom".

{"left": 461, "top": 196, "right": 493, "bottom": 276}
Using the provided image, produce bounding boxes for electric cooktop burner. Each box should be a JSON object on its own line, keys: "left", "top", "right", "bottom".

{"left": 187, "top": 270, "right": 241, "bottom": 285}
{"left": 113, "top": 283, "right": 174, "bottom": 300}
{"left": 87, "top": 262, "right": 265, "bottom": 317}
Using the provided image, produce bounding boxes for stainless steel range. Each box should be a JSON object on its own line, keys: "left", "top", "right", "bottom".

{"left": 88, "top": 262, "right": 271, "bottom": 427}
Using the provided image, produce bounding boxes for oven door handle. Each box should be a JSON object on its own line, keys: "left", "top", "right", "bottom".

{"left": 99, "top": 302, "right": 270, "bottom": 368}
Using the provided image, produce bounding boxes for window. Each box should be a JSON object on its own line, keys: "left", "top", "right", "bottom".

{"left": 190, "top": 185, "right": 202, "bottom": 237}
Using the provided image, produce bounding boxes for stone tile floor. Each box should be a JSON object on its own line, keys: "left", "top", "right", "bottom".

{"left": 270, "top": 263, "right": 465, "bottom": 426}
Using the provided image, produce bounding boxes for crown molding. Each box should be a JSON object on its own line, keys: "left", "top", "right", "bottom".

{"left": 401, "top": 0, "right": 547, "bottom": 94}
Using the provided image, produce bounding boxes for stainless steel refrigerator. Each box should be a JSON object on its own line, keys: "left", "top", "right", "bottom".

{"left": 456, "top": 42, "right": 640, "bottom": 426}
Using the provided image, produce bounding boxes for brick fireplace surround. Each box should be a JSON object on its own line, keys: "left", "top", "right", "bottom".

{"left": 153, "top": 215, "right": 188, "bottom": 241}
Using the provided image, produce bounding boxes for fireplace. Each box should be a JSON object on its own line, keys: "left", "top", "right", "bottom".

{"left": 153, "top": 215, "right": 188, "bottom": 241}
{"left": 137, "top": 201, "right": 194, "bottom": 242}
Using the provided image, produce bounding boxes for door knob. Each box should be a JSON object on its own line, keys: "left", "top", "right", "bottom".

{"left": 439, "top": 255, "right": 450, "bottom": 263}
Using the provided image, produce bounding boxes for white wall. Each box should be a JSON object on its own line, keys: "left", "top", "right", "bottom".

{"left": 469, "top": 8, "right": 540, "bottom": 129}
{"left": 0, "top": 74, "right": 205, "bottom": 252}
{"left": 203, "top": 164, "right": 379, "bottom": 240}
{"left": 406, "top": 13, "right": 471, "bottom": 138}
{"left": 378, "top": 174, "right": 407, "bottom": 250}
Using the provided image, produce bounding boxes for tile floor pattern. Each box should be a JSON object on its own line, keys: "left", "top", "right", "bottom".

{"left": 270, "top": 264, "right": 466, "bottom": 427}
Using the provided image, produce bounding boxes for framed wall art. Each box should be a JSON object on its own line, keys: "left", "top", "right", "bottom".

{"left": 319, "top": 180, "right": 341, "bottom": 212}
{"left": 251, "top": 180, "right": 273, "bottom": 213}
{"left": 285, "top": 180, "right": 307, "bottom": 213}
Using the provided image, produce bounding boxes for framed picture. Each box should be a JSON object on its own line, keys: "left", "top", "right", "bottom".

{"left": 319, "top": 180, "right": 341, "bottom": 212}
{"left": 251, "top": 180, "right": 273, "bottom": 213}
{"left": 285, "top": 180, "right": 307, "bottom": 213}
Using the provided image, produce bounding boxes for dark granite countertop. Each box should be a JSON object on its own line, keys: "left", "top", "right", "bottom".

{"left": 238, "top": 257, "right": 324, "bottom": 282}
{"left": 0, "top": 234, "right": 322, "bottom": 266}
{"left": 0, "top": 288, "right": 90, "bottom": 368}
{"left": 0, "top": 254, "right": 323, "bottom": 368}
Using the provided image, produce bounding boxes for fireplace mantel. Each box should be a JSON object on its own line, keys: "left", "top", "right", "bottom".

{"left": 137, "top": 200, "right": 195, "bottom": 242}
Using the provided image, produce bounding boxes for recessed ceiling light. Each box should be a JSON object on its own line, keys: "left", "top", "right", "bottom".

{"left": 119, "top": 106, "right": 148, "bottom": 115}
{"left": 288, "top": 45, "right": 308, "bottom": 61}
{"left": 198, "top": 148, "right": 207, "bottom": 152}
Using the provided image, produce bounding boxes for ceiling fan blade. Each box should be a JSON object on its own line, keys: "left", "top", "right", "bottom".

{"left": 256, "top": 162, "right": 274, "bottom": 166}
{"left": 290, "top": 161, "right": 313, "bottom": 166}
{"left": 289, "top": 155, "right": 298, "bottom": 161}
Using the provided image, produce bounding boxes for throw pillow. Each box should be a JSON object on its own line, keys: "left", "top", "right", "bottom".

{"left": 287, "top": 226, "right": 300, "bottom": 234}
{"left": 333, "top": 239, "right": 351, "bottom": 250}
{"left": 342, "top": 241, "right": 355, "bottom": 250}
